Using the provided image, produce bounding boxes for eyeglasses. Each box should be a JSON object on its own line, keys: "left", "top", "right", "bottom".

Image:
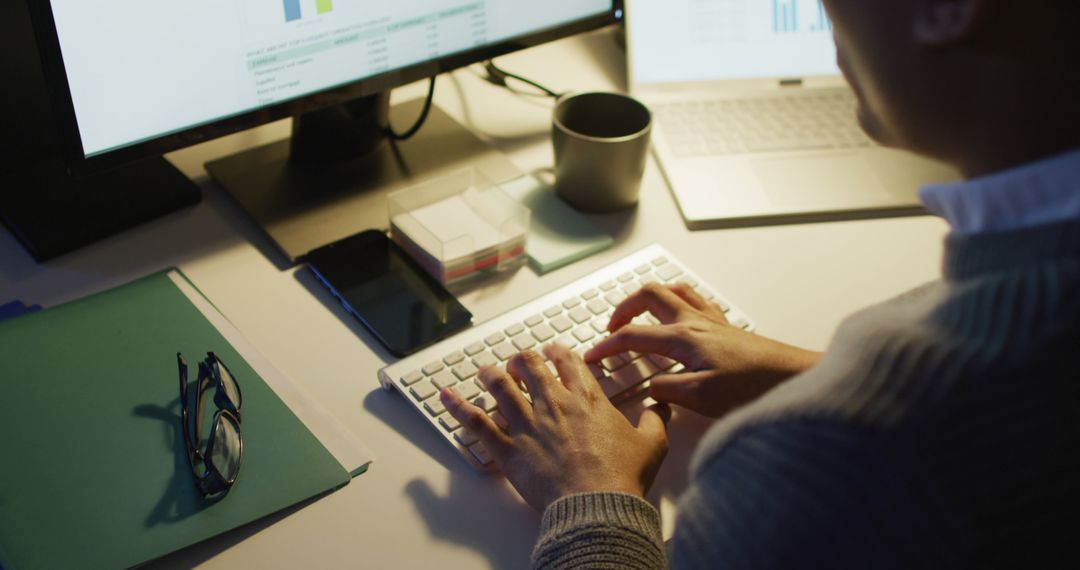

{"left": 177, "top": 352, "right": 243, "bottom": 498}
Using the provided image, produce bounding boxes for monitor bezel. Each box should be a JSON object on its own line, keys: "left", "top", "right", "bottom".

{"left": 26, "top": 1, "right": 620, "bottom": 176}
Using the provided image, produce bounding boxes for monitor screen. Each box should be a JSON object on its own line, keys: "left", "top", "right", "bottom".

{"left": 46, "top": 0, "right": 613, "bottom": 159}
{"left": 630, "top": 0, "right": 839, "bottom": 85}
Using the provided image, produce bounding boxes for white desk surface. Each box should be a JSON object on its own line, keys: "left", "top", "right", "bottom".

{"left": 0, "top": 27, "right": 948, "bottom": 569}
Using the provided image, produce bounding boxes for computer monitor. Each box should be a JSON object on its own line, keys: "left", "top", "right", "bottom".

{"left": 3, "top": 1, "right": 619, "bottom": 261}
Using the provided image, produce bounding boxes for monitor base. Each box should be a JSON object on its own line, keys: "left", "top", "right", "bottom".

{"left": 206, "top": 98, "right": 523, "bottom": 263}
{"left": 0, "top": 156, "right": 201, "bottom": 262}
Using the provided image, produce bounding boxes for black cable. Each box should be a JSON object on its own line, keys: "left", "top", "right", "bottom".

{"left": 386, "top": 76, "right": 437, "bottom": 141}
{"left": 483, "top": 60, "right": 563, "bottom": 99}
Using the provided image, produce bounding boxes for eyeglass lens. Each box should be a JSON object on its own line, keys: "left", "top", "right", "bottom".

{"left": 210, "top": 413, "right": 242, "bottom": 482}
{"left": 213, "top": 358, "right": 241, "bottom": 408}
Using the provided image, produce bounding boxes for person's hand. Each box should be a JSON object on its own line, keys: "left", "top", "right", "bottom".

{"left": 586, "top": 283, "right": 820, "bottom": 417}
{"left": 440, "top": 345, "right": 671, "bottom": 512}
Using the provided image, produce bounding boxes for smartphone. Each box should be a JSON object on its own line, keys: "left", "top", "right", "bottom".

{"left": 302, "top": 230, "right": 472, "bottom": 357}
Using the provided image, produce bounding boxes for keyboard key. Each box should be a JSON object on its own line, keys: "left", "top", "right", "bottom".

{"left": 562, "top": 297, "right": 582, "bottom": 309}
{"left": 411, "top": 381, "right": 439, "bottom": 401}
{"left": 452, "top": 362, "right": 479, "bottom": 380}
{"left": 484, "top": 332, "right": 506, "bottom": 346}
{"left": 472, "top": 394, "right": 498, "bottom": 412}
{"left": 550, "top": 315, "right": 574, "bottom": 333}
{"left": 657, "top": 264, "right": 683, "bottom": 281}
{"left": 443, "top": 351, "right": 466, "bottom": 366}
{"left": 464, "top": 342, "right": 486, "bottom": 356}
{"left": 647, "top": 353, "right": 678, "bottom": 370}
{"left": 490, "top": 411, "right": 509, "bottom": 430}
{"left": 617, "top": 272, "right": 635, "bottom": 283}
{"left": 677, "top": 276, "right": 699, "bottom": 288}
{"left": 457, "top": 381, "right": 482, "bottom": 401}
{"left": 601, "top": 354, "right": 628, "bottom": 371}
{"left": 591, "top": 318, "right": 609, "bottom": 334}
{"left": 604, "top": 291, "right": 628, "bottom": 307}
{"left": 399, "top": 370, "right": 424, "bottom": 387}
{"left": 651, "top": 256, "right": 669, "bottom": 267}
{"left": 623, "top": 282, "right": 642, "bottom": 295}
{"left": 424, "top": 399, "right": 446, "bottom": 416}
{"left": 569, "top": 307, "right": 592, "bottom": 324}
{"left": 544, "top": 306, "right": 563, "bottom": 318}
{"left": 504, "top": 323, "right": 525, "bottom": 337}
{"left": 422, "top": 361, "right": 444, "bottom": 376}
{"left": 512, "top": 334, "right": 537, "bottom": 351}
{"left": 635, "top": 263, "right": 652, "bottom": 274}
{"left": 695, "top": 287, "right": 715, "bottom": 300}
{"left": 524, "top": 314, "right": 544, "bottom": 327}
{"left": 454, "top": 427, "right": 480, "bottom": 447}
{"left": 472, "top": 351, "right": 498, "bottom": 369}
{"left": 439, "top": 414, "right": 461, "bottom": 432}
{"left": 552, "top": 335, "right": 578, "bottom": 350}
{"left": 599, "top": 280, "right": 618, "bottom": 291}
{"left": 432, "top": 370, "right": 458, "bottom": 390}
{"left": 469, "top": 442, "right": 492, "bottom": 465}
{"left": 732, "top": 317, "right": 750, "bottom": 330}
{"left": 612, "top": 358, "right": 661, "bottom": 391}
{"left": 586, "top": 299, "right": 608, "bottom": 315}
{"left": 531, "top": 324, "right": 556, "bottom": 342}
{"left": 573, "top": 326, "right": 596, "bottom": 343}
{"left": 493, "top": 342, "right": 517, "bottom": 361}
{"left": 581, "top": 288, "right": 600, "bottom": 300}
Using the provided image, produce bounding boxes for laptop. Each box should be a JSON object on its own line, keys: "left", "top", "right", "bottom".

{"left": 625, "top": 0, "right": 958, "bottom": 229}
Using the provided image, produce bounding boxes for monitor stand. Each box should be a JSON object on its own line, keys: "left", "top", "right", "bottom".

{"left": 205, "top": 93, "right": 523, "bottom": 263}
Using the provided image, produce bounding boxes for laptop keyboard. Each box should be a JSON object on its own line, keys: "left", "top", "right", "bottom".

{"left": 377, "top": 245, "right": 755, "bottom": 471}
{"left": 653, "top": 89, "right": 874, "bottom": 157}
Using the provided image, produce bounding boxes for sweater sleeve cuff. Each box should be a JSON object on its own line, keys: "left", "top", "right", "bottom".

{"left": 532, "top": 492, "right": 667, "bottom": 570}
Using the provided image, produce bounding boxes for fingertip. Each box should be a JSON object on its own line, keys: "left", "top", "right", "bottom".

{"left": 440, "top": 386, "right": 459, "bottom": 405}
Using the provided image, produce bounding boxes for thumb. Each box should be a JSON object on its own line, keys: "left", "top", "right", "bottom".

{"left": 649, "top": 371, "right": 711, "bottom": 408}
{"left": 636, "top": 402, "right": 672, "bottom": 446}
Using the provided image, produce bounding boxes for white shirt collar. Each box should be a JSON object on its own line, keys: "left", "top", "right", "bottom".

{"left": 919, "top": 148, "right": 1080, "bottom": 235}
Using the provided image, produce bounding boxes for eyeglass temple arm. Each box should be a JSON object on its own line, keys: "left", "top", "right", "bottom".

{"left": 177, "top": 353, "right": 204, "bottom": 477}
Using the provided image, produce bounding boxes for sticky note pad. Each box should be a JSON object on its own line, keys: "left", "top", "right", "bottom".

{"left": 500, "top": 175, "right": 613, "bottom": 274}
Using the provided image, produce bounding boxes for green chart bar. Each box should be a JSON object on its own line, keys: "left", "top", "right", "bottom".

{"left": 316, "top": 0, "right": 333, "bottom": 14}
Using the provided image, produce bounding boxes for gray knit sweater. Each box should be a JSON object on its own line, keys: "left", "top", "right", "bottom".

{"left": 532, "top": 219, "right": 1080, "bottom": 569}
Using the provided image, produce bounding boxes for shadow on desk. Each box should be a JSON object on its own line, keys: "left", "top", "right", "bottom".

{"left": 364, "top": 388, "right": 539, "bottom": 569}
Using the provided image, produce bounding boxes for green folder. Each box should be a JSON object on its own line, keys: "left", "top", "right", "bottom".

{"left": 0, "top": 271, "right": 351, "bottom": 569}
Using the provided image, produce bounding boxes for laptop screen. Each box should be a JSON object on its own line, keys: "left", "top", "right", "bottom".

{"left": 630, "top": 0, "right": 840, "bottom": 84}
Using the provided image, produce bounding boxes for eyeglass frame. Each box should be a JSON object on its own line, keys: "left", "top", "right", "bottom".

{"left": 177, "top": 351, "right": 244, "bottom": 497}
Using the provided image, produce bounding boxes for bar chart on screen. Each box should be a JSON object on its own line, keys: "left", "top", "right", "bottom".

{"left": 283, "top": 0, "right": 333, "bottom": 23}
{"left": 772, "top": 0, "right": 832, "bottom": 34}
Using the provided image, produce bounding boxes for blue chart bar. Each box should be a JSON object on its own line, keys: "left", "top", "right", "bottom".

{"left": 774, "top": 0, "right": 798, "bottom": 33}
{"left": 284, "top": 0, "right": 301, "bottom": 22}
{"left": 813, "top": 0, "right": 831, "bottom": 31}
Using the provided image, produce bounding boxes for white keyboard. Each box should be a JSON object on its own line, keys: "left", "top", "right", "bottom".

{"left": 378, "top": 245, "right": 755, "bottom": 471}
{"left": 653, "top": 89, "right": 874, "bottom": 157}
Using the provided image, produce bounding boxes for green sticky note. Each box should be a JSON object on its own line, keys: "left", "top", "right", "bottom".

{"left": 500, "top": 176, "right": 613, "bottom": 273}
